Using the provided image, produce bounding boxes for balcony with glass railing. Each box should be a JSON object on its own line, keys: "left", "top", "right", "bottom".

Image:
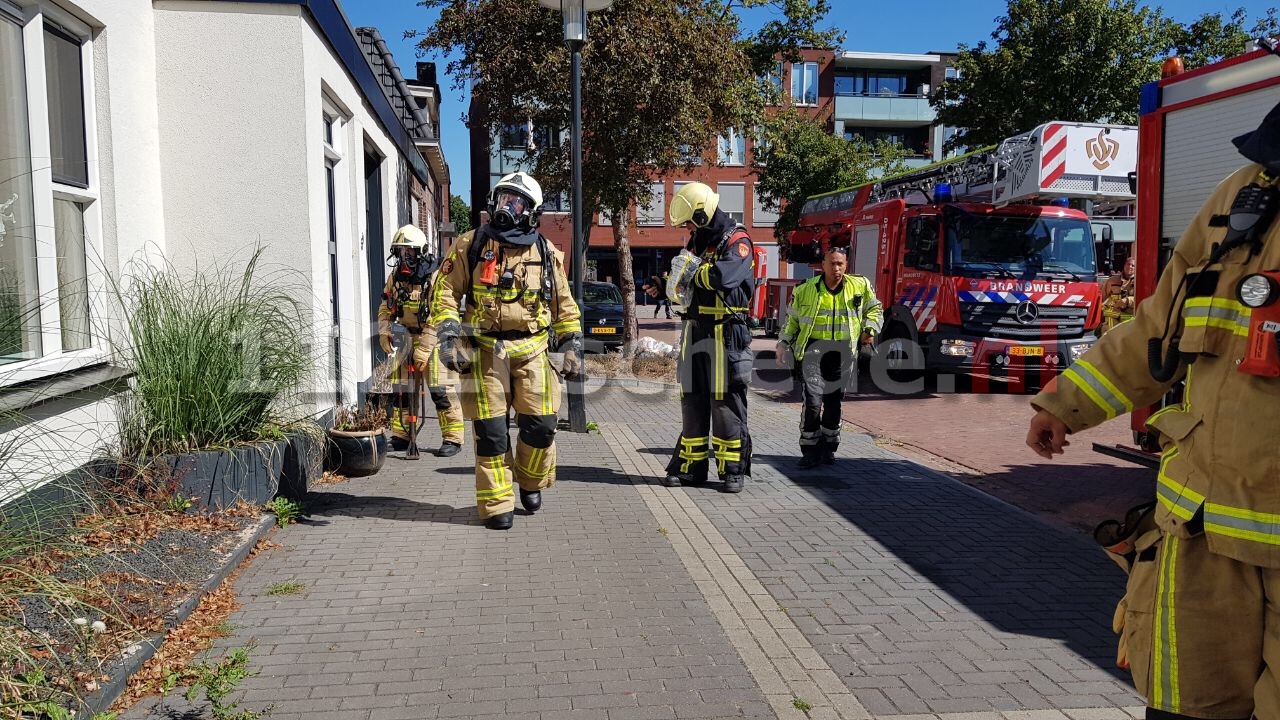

{"left": 834, "top": 93, "right": 936, "bottom": 125}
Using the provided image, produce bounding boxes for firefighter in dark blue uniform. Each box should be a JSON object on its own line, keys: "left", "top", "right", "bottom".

{"left": 662, "top": 182, "right": 755, "bottom": 493}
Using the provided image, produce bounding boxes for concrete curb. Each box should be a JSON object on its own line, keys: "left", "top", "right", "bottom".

{"left": 77, "top": 514, "right": 276, "bottom": 716}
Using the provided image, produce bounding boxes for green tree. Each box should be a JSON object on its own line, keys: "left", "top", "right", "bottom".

{"left": 932, "top": 0, "right": 1277, "bottom": 152}
{"left": 449, "top": 194, "right": 472, "bottom": 236}
{"left": 414, "top": 0, "right": 838, "bottom": 350}
{"left": 752, "top": 110, "right": 909, "bottom": 241}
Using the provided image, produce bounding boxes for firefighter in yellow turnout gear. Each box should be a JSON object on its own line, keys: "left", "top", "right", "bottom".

{"left": 377, "top": 225, "right": 464, "bottom": 457}
{"left": 431, "top": 172, "right": 582, "bottom": 530}
{"left": 1027, "top": 104, "right": 1280, "bottom": 720}
{"left": 777, "top": 247, "right": 882, "bottom": 468}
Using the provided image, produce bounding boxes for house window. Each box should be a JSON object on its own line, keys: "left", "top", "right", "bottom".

{"left": 637, "top": 182, "right": 664, "bottom": 226}
{"left": 718, "top": 183, "right": 745, "bottom": 225}
{"left": 718, "top": 127, "right": 745, "bottom": 166}
{"left": 760, "top": 61, "right": 783, "bottom": 103}
{"left": 0, "top": 3, "right": 101, "bottom": 377}
{"left": 790, "top": 61, "right": 818, "bottom": 106}
{"left": 945, "top": 66, "right": 960, "bottom": 80}
{"left": 752, "top": 185, "right": 778, "bottom": 228}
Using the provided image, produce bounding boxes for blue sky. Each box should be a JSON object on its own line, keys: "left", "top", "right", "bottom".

{"left": 344, "top": 0, "right": 1277, "bottom": 202}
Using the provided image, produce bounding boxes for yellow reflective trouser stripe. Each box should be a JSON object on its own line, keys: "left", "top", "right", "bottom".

{"left": 477, "top": 457, "right": 513, "bottom": 500}
{"left": 1182, "top": 297, "right": 1251, "bottom": 336}
{"left": 474, "top": 350, "right": 492, "bottom": 420}
{"left": 541, "top": 352, "right": 553, "bottom": 416}
{"left": 1153, "top": 534, "right": 1180, "bottom": 713}
{"left": 713, "top": 322, "right": 725, "bottom": 398}
{"left": 711, "top": 437, "right": 742, "bottom": 474}
{"left": 1061, "top": 359, "right": 1133, "bottom": 419}
{"left": 1155, "top": 450, "right": 1203, "bottom": 521}
{"left": 1204, "top": 503, "right": 1280, "bottom": 545}
{"left": 678, "top": 437, "right": 709, "bottom": 473}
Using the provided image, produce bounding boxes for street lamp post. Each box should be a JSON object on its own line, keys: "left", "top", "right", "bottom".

{"left": 538, "top": 0, "right": 612, "bottom": 433}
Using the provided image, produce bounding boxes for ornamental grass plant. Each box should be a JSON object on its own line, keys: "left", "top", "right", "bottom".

{"left": 111, "top": 250, "right": 312, "bottom": 459}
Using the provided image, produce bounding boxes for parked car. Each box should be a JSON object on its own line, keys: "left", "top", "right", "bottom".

{"left": 581, "top": 281, "right": 625, "bottom": 353}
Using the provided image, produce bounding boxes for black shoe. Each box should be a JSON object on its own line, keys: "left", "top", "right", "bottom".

{"left": 822, "top": 451, "right": 836, "bottom": 465}
{"left": 436, "top": 442, "right": 462, "bottom": 458}
{"left": 798, "top": 455, "right": 820, "bottom": 469}
{"left": 685, "top": 475, "right": 707, "bottom": 486}
{"left": 390, "top": 436, "right": 410, "bottom": 452}
{"left": 720, "top": 475, "right": 745, "bottom": 493}
{"left": 520, "top": 488, "right": 542, "bottom": 513}
{"left": 485, "top": 511, "right": 514, "bottom": 530}
{"left": 661, "top": 474, "right": 686, "bottom": 487}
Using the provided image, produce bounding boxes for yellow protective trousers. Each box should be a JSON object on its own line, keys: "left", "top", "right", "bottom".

{"left": 459, "top": 342, "right": 561, "bottom": 519}
{"left": 1121, "top": 529, "right": 1280, "bottom": 719}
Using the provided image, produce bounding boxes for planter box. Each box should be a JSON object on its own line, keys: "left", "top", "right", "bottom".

{"left": 159, "top": 440, "right": 286, "bottom": 511}
{"left": 279, "top": 430, "right": 323, "bottom": 500}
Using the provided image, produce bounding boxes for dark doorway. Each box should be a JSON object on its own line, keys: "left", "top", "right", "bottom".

{"left": 364, "top": 148, "right": 385, "bottom": 372}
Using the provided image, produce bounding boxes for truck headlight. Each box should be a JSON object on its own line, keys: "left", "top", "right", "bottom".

{"left": 1070, "top": 343, "right": 1093, "bottom": 359}
{"left": 1238, "top": 274, "right": 1278, "bottom": 308}
{"left": 940, "top": 339, "right": 975, "bottom": 357}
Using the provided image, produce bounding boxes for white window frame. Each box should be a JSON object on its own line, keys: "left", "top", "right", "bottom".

{"left": 637, "top": 182, "right": 664, "bottom": 226}
{"left": 717, "top": 182, "right": 745, "bottom": 225}
{"left": 718, "top": 127, "right": 745, "bottom": 167}
{"left": 752, "top": 184, "right": 778, "bottom": 228}
{"left": 0, "top": 0, "right": 107, "bottom": 386}
{"left": 791, "top": 61, "right": 818, "bottom": 106}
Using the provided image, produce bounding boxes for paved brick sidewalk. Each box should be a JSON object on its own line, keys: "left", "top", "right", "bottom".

{"left": 123, "top": 383, "right": 1143, "bottom": 720}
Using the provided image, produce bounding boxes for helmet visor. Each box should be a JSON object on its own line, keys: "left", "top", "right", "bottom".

{"left": 494, "top": 191, "right": 531, "bottom": 215}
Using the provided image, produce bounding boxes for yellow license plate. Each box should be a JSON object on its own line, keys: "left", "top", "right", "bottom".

{"left": 591, "top": 327, "right": 617, "bottom": 334}
{"left": 1009, "top": 346, "right": 1044, "bottom": 357}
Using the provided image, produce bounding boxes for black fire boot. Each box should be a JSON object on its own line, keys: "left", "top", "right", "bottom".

{"left": 520, "top": 488, "right": 542, "bottom": 513}
{"left": 436, "top": 441, "right": 462, "bottom": 458}
{"left": 661, "top": 474, "right": 688, "bottom": 487}
{"left": 821, "top": 450, "right": 836, "bottom": 465}
{"left": 485, "top": 511, "right": 514, "bottom": 530}
{"left": 720, "top": 475, "right": 745, "bottom": 493}
{"left": 798, "top": 454, "right": 820, "bottom": 469}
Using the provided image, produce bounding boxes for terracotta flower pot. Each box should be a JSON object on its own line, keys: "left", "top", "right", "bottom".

{"left": 325, "top": 429, "right": 388, "bottom": 477}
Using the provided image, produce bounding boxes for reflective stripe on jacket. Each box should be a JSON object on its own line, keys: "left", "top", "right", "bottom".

{"left": 780, "top": 275, "right": 883, "bottom": 359}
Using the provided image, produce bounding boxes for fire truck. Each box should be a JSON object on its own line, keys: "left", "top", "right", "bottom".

{"left": 766, "top": 121, "right": 1137, "bottom": 380}
{"left": 1092, "top": 43, "right": 1280, "bottom": 468}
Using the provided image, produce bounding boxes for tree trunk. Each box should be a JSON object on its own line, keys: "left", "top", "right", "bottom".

{"left": 611, "top": 208, "right": 640, "bottom": 356}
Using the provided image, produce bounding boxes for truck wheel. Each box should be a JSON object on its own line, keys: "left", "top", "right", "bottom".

{"left": 880, "top": 323, "right": 923, "bottom": 382}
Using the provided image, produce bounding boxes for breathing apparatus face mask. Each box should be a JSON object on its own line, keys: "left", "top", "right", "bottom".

{"left": 491, "top": 191, "right": 532, "bottom": 232}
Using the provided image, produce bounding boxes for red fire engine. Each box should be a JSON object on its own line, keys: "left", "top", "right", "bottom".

{"left": 1092, "top": 43, "right": 1280, "bottom": 467}
{"left": 767, "top": 122, "right": 1136, "bottom": 381}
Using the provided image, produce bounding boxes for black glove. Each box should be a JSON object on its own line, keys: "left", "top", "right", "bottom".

{"left": 555, "top": 333, "right": 584, "bottom": 381}
{"left": 436, "top": 319, "right": 470, "bottom": 374}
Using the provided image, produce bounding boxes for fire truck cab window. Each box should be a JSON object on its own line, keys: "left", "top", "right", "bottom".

{"left": 905, "top": 217, "right": 939, "bottom": 271}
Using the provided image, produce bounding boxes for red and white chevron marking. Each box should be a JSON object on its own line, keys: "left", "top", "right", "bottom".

{"left": 1040, "top": 123, "right": 1067, "bottom": 188}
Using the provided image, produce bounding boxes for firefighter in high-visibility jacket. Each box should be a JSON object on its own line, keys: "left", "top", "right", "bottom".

{"left": 662, "top": 182, "right": 755, "bottom": 493}
{"left": 777, "top": 247, "right": 882, "bottom": 468}
{"left": 1027, "top": 106, "right": 1280, "bottom": 720}
{"left": 430, "top": 172, "right": 582, "bottom": 531}
{"left": 377, "top": 225, "right": 464, "bottom": 456}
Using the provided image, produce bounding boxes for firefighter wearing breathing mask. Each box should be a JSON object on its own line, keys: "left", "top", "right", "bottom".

{"left": 662, "top": 181, "right": 755, "bottom": 494}
{"left": 1026, "top": 101, "right": 1280, "bottom": 720}
{"left": 377, "top": 224, "right": 464, "bottom": 456}
{"left": 430, "top": 172, "right": 582, "bottom": 531}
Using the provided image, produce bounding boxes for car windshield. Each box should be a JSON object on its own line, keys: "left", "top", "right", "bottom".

{"left": 944, "top": 208, "right": 1097, "bottom": 279}
{"left": 584, "top": 285, "right": 623, "bottom": 305}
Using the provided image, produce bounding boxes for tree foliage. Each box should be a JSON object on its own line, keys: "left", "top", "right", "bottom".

{"left": 932, "top": 0, "right": 1279, "bottom": 151}
{"left": 414, "top": 0, "right": 838, "bottom": 348}
{"left": 449, "top": 194, "right": 472, "bottom": 236}
{"left": 752, "top": 110, "right": 909, "bottom": 240}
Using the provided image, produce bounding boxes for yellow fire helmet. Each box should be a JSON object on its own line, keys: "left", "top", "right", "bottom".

{"left": 390, "top": 224, "right": 428, "bottom": 252}
{"left": 669, "top": 181, "right": 719, "bottom": 228}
